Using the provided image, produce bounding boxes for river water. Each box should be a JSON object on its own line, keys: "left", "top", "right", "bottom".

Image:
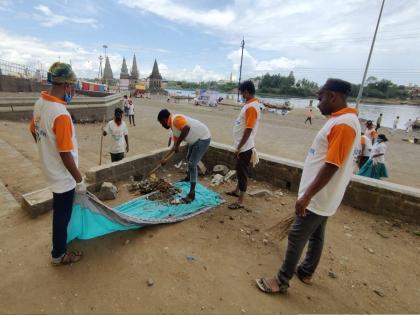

{"left": 166, "top": 88, "right": 420, "bottom": 129}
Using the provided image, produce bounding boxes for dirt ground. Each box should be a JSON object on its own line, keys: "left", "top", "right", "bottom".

{"left": 0, "top": 97, "right": 419, "bottom": 314}
{"left": 0, "top": 168, "right": 419, "bottom": 314}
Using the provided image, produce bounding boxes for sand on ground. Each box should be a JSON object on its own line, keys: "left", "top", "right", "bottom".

{"left": 0, "top": 97, "right": 419, "bottom": 314}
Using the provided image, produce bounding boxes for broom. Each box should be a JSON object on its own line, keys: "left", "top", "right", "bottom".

{"left": 266, "top": 212, "right": 295, "bottom": 240}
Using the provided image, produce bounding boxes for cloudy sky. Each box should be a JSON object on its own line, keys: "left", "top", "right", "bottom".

{"left": 0, "top": 0, "right": 419, "bottom": 84}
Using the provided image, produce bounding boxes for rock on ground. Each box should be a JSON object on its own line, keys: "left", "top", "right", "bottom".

{"left": 98, "top": 182, "right": 118, "bottom": 200}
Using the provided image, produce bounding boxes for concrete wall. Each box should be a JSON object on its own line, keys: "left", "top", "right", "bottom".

{"left": 0, "top": 94, "right": 123, "bottom": 122}
{"left": 85, "top": 146, "right": 187, "bottom": 190}
{"left": 202, "top": 143, "right": 420, "bottom": 224}
{"left": 0, "top": 75, "right": 50, "bottom": 92}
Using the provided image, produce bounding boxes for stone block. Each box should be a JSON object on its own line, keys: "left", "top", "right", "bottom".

{"left": 248, "top": 189, "right": 273, "bottom": 198}
{"left": 21, "top": 187, "right": 53, "bottom": 218}
{"left": 98, "top": 182, "right": 118, "bottom": 200}
{"left": 213, "top": 164, "right": 230, "bottom": 176}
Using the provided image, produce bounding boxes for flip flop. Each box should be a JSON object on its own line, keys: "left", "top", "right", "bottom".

{"left": 225, "top": 191, "right": 240, "bottom": 197}
{"left": 228, "top": 202, "right": 244, "bottom": 210}
{"left": 256, "top": 277, "right": 288, "bottom": 294}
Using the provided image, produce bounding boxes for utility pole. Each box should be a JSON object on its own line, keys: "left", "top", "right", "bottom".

{"left": 355, "top": 0, "right": 385, "bottom": 109}
{"left": 237, "top": 37, "right": 245, "bottom": 102}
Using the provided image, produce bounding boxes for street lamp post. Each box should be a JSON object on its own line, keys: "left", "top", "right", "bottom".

{"left": 237, "top": 38, "right": 245, "bottom": 102}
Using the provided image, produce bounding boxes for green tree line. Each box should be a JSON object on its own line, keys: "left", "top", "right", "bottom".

{"left": 167, "top": 74, "right": 410, "bottom": 100}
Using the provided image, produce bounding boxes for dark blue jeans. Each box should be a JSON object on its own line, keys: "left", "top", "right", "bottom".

{"left": 51, "top": 188, "right": 75, "bottom": 258}
{"left": 277, "top": 210, "right": 328, "bottom": 286}
{"left": 186, "top": 138, "right": 211, "bottom": 183}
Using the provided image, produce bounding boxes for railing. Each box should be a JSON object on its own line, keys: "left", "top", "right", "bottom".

{"left": 0, "top": 59, "right": 47, "bottom": 81}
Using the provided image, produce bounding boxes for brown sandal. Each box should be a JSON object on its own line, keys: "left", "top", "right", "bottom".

{"left": 51, "top": 251, "right": 83, "bottom": 266}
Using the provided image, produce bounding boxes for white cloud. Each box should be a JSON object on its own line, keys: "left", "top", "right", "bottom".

{"left": 118, "top": 0, "right": 235, "bottom": 28}
{"left": 227, "top": 48, "right": 307, "bottom": 79}
{"left": 34, "top": 4, "right": 98, "bottom": 28}
{"left": 159, "top": 63, "right": 225, "bottom": 82}
{"left": 0, "top": 28, "right": 111, "bottom": 78}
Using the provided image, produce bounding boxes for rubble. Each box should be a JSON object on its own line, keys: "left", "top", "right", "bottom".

{"left": 223, "top": 170, "right": 237, "bottom": 182}
{"left": 98, "top": 182, "right": 118, "bottom": 200}
{"left": 248, "top": 189, "right": 273, "bottom": 198}
{"left": 211, "top": 174, "right": 224, "bottom": 186}
{"left": 127, "top": 176, "right": 181, "bottom": 204}
{"left": 212, "top": 165, "right": 230, "bottom": 176}
{"left": 197, "top": 161, "right": 207, "bottom": 175}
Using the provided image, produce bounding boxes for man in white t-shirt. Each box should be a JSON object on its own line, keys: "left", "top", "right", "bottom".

{"left": 103, "top": 108, "right": 129, "bottom": 162}
{"left": 29, "top": 62, "right": 85, "bottom": 266}
{"left": 226, "top": 80, "right": 261, "bottom": 209}
{"left": 391, "top": 116, "right": 399, "bottom": 135}
{"left": 158, "top": 109, "right": 211, "bottom": 203}
{"left": 256, "top": 78, "right": 360, "bottom": 295}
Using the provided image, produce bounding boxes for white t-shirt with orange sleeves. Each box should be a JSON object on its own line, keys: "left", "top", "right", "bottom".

{"left": 169, "top": 114, "right": 211, "bottom": 145}
{"left": 365, "top": 127, "right": 377, "bottom": 144}
{"left": 360, "top": 134, "right": 372, "bottom": 157}
{"left": 298, "top": 108, "right": 361, "bottom": 217}
{"left": 30, "top": 91, "right": 79, "bottom": 193}
{"left": 233, "top": 98, "right": 261, "bottom": 153}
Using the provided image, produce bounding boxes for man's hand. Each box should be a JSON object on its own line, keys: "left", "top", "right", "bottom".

{"left": 234, "top": 148, "right": 240, "bottom": 158}
{"left": 102, "top": 131, "right": 107, "bottom": 136}
{"left": 76, "top": 179, "right": 87, "bottom": 194}
{"left": 295, "top": 194, "right": 311, "bottom": 217}
{"left": 160, "top": 158, "right": 168, "bottom": 166}
{"left": 126, "top": 144, "right": 129, "bottom": 153}
{"left": 174, "top": 144, "right": 180, "bottom": 153}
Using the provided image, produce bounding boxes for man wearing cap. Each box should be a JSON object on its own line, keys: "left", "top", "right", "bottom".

{"left": 29, "top": 62, "right": 85, "bottom": 266}
{"left": 256, "top": 78, "right": 360, "bottom": 294}
{"left": 103, "top": 108, "right": 129, "bottom": 162}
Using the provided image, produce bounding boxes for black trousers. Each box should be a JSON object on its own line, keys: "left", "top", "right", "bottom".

{"left": 277, "top": 211, "right": 328, "bottom": 287}
{"left": 51, "top": 188, "right": 75, "bottom": 258}
{"left": 110, "top": 152, "right": 125, "bottom": 162}
{"left": 305, "top": 117, "right": 312, "bottom": 125}
{"left": 235, "top": 148, "right": 253, "bottom": 192}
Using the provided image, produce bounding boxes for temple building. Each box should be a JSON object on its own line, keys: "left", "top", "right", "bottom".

{"left": 103, "top": 56, "right": 114, "bottom": 84}
{"left": 120, "top": 57, "right": 129, "bottom": 79}
{"left": 146, "top": 59, "right": 166, "bottom": 94}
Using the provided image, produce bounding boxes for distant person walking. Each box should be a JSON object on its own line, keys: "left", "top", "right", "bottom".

{"left": 365, "top": 120, "right": 377, "bottom": 145}
{"left": 123, "top": 95, "right": 129, "bottom": 116}
{"left": 391, "top": 116, "right": 399, "bottom": 135}
{"left": 102, "top": 108, "right": 129, "bottom": 162}
{"left": 127, "top": 97, "right": 136, "bottom": 126}
{"left": 375, "top": 113, "right": 383, "bottom": 131}
{"left": 358, "top": 134, "right": 389, "bottom": 180}
{"left": 358, "top": 132, "right": 371, "bottom": 169}
{"left": 304, "top": 108, "right": 313, "bottom": 125}
{"left": 405, "top": 119, "right": 413, "bottom": 136}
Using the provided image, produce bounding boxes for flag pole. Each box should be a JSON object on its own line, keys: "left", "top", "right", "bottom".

{"left": 355, "top": 0, "right": 385, "bottom": 109}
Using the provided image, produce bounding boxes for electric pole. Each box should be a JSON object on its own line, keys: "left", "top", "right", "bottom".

{"left": 355, "top": 0, "right": 385, "bottom": 109}
{"left": 237, "top": 37, "right": 245, "bottom": 102}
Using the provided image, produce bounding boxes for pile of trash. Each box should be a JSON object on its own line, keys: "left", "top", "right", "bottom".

{"left": 127, "top": 174, "right": 181, "bottom": 203}
{"left": 210, "top": 164, "right": 236, "bottom": 186}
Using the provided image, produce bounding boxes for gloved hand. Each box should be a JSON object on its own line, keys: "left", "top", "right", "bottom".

{"left": 372, "top": 157, "right": 379, "bottom": 166}
{"left": 76, "top": 179, "right": 87, "bottom": 194}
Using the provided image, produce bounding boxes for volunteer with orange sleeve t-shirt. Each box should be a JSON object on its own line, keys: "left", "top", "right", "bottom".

{"left": 227, "top": 80, "right": 261, "bottom": 210}
{"left": 157, "top": 109, "right": 211, "bottom": 203}
{"left": 29, "top": 62, "right": 85, "bottom": 266}
{"left": 256, "top": 78, "right": 360, "bottom": 295}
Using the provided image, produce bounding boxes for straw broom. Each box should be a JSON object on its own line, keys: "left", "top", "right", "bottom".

{"left": 266, "top": 212, "right": 295, "bottom": 241}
